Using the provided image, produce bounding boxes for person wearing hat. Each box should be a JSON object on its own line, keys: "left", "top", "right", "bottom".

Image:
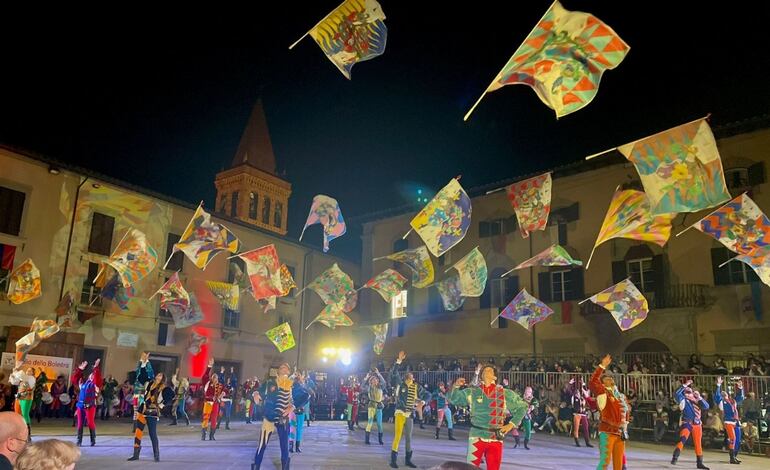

{"left": 200, "top": 359, "right": 224, "bottom": 441}
{"left": 671, "top": 379, "right": 710, "bottom": 469}
{"left": 252, "top": 362, "right": 294, "bottom": 470}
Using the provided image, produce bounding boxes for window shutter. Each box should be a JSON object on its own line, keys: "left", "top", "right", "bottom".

{"left": 711, "top": 247, "right": 731, "bottom": 286}
{"left": 479, "top": 221, "right": 490, "bottom": 238}
{"left": 505, "top": 276, "right": 519, "bottom": 304}
{"left": 505, "top": 215, "right": 518, "bottom": 234}
{"left": 748, "top": 161, "right": 765, "bottom": 186}
{"left": 558, "top": 222, "right": 568, "bottom": 246}
{"left": 566, "top": 268, "right": 584, "bottom": 300}
{"left": 479, "top": 278, "right": 491, "bottom": 309}
{"left": 612, "top": 261, "right": 628, "bottom": 284}
{"left": 0, "top": 187, "right": 25, "bottom": 236}
{"left": 651, "top": 254, "right": 666, "bottom": 309}
{"left": 538, "top": 272, "right": 552, "bottom": 303}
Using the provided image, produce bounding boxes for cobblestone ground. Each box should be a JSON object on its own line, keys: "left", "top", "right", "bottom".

{"left": 27, "top": 418, "right": 768, "bottom": 469}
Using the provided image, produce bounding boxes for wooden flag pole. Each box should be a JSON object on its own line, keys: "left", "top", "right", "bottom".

{"left": 288, "top": 0, "right": 348, "bottom": 50}
{"left": 585, "top": 185, "right": 621, "bottom": 270}
{"left": 500, "top": 266, "right": 517, "bottom": 278}
{"left": 674, "top": 193, "right": 744, "bottom": 238}
{"left": 463, "top": 1, "right": 556, "bottom": 122}
{"left": 718, "top": 256, "right": 738, "bottom": 269}
{"left": 585, "top": 245, "right": 598, "bottom": 270}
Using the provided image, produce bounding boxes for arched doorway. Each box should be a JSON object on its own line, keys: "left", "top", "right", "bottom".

{"left": 624, "top": 338, "right": 670, "bottom": 354}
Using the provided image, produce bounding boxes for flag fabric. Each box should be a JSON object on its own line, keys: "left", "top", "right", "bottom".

{"left": 300, "top": 195, "right": 347, "bottom": 253}
{"left": 259, "top": 296, "right": 278, "bottom": 314}
{"left": 695, "top": 193, "right": 770, "bottom": 255}
{"left": 171, "top": 293, "right": 205, "bottom": 329}
{"left": 239, "top": 245, "right": 283, "bottom": 301}
{"left": 448, "top": 247, "right": 488, "bottom": 297}
{"left": 512, "top": 244, "right": 583, "bottom": 271}
{"left": 100, "top": 228, "right": 158, "bottom": 288}
{"left": 499, "top": 289, "right": 553, "bottom": 331}
{"left": 7, "top": 259, "right": 42, "bottom": 305}
{"left": 618, "top": 119, "right": 731, "bottom": 214}
{"left": 153, "top": 272, "right": 191, "bottom": 317}
{"left": 206, "top": 281, "right": 240, "bottom": 311}
{"left": 171, "top": 204, "right": 241, "bottom": 270}
{"left": 370, "top": 323, "right": 389, "bottom": 355}
{"left": 410, "top": 179, "right": 472, "bottom": 258}
{"left": 278, "top": 264, "right": 297, "bottom": 296}
{"left": 187, "top": 331, "right": 207, "bottom": 355}
{"left": 55, "top": 292, "right": 76, "bottom": 328}
{"left": 15, "top": 319, "right": 59, "bottom": 368}
{"left": 266, "top": 322, "right": 296, "bottom": 352}
{"left": 308, "top": 0, "right": 387, "bottom": 79}
{"left": 311, "top": 302, "right": 354, "bottom": 329}
{"left": 506, "top": 173, "right": 552, "bottom": 237}
{"left": 436, "top": 275, "right": 465, "bottom": 311}
{"left": 379, "top": 246, "right": 434, "bottom": 288}
{"left": 735, "top": 246, "right": 770, "bottom": 288}
{"left": 100, "top": 274, "right": 135, "bottom": 311}
{"left": 364, "top": 268, "right": 408, "bottom": 303}
{"left": 306, "top": 263, "right": 358, "bottom": 312}
{"left": 593, "top": 190, "right": 675, "bottom": 251}
{"left": 587, "top": 279, "right": 649, "bottom": 331}
{"left": 489, "top": 1, "right": 629, "bottom": 118}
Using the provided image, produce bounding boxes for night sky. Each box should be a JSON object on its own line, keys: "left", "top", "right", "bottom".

{"left": 2, "top": 1, "right": 769, "bottom": 260}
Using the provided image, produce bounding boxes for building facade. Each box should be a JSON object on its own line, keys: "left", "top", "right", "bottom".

{"left": 361, "top": 118, "right": 770, "bottom": 361}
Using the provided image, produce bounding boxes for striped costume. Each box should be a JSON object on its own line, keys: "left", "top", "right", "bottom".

{"left": 253, "top": 376, "right": 293, "bottom": 470}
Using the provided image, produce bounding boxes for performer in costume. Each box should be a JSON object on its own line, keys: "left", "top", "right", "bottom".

{"left": 132, "top": 352, "right": 155, "bottom": 429}
{"left": 10, "top": 366, "right": 36, "bottom": 440}
{"left": 671, "top": 379, "right": 710, "bottom": 469}
{"left": 201, "top": 358, "right": 224, "bottom": 441}
{"left": 252, "top": 362, "right": 294, "bottom": 470}
{"left": 514, "top": 386, "right": 538, "bottom": 450}
{"left": 364, "top": 367, "right": 387, "bottom": 445}
{"left": 289, "top": 370, "right": 312, "bottom": 453}
{"left": 243, "top": 378, "right": 260, "bottom": 424}
{"left": 434, "top": 382, "right": 456, "bottom": 441}
{"left": 72, "top": 359, "right": 102, "bottom": 447}
{"left": 714, "top": 376, "right": 743, "bottom": 465}
{"left": 127, "top": 371, "right": 165, "bottom": 462}
{"left": 49, "top": 374, "right": 68, "bottom": 418}
{"left": 448, "top": 363, "right": 527, "bottom": 470}
{"left": 32, "top": 370, "right": 47, "bottom": 423}
{"left": 389, "top": 351, "right": 432, "bottom": 469}
{"left": 223, "top": 367, "right": 237, "bottom": 430}
{"left": 340, "top": 376, "right": 361, "bottom": 431}
{"left": 570, "top": 377, "right": 593, "bottom": 448}
{"left": 100, "top": 374, "right": 119, "bottom": 421}
{"left": 589, "top": 354, "right": 627, "bottom": 470}
{"left": 170, "top": 369, "right": 190, "bottom": 426}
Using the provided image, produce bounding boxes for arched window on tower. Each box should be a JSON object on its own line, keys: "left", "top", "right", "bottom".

{"left": 230, "top": 191, "right": 239, "bottom": 217}
{"left": 274, "top": 202, "right": 283, "bottom": 228}
{"left": 219, "top": 194, "right": 227, "bottom": 213}
{"left": 262, "top": 196, "right": 271, "bottom": 224}
{"left": 249, "top": 192, "right": 258, "bottom": 219}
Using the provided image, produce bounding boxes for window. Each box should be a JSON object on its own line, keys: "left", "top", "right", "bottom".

{"left": 228, "top": 258, "right": 246, "bottom": 284}
{"left": 712, "top": 247, "right": 759, "bottom": 284}
{"left": 491, "top": 277, "right": 518, "bottom": 307}
{"left": 479, "top": 216, "right": 517, "bottom": 238}
{"left": 80, "top": 262, "right": 103, "bottom": 306}
{"left": 230, "top": 191, "right": 239, "bottom": 217}
{"left": 274, "top": 202, "right": 283, "bottom": 228}
{"left": 727, "top": 259, "right": 754, "bottom": 284}
{"left": 0, "top": 244, "right": 16, "bottom": 301}
{"left": 551, "top": 270, "right": 572, "bottom": 302}
{"left": 539, "top": 268, "right": 583, "bottom": 302}
{"left": 249, "top": 192, "right": 258, "bottom": 219}
{"left": 262, "top": 196, "right": 271, "bottom": 224}
{"left": 146, "top": 354, "right": 179, "bottom": 383}
{"left": 157, "top": 323, "right": 175, "bottom": 346}
{"left": 165, "top": 233, "right": 183, "bottom": 272}
{"left": 224, "top": 309, "right": 240, "bottom": 329}
{"left": 87, "top": 212, "right": 114, "bottom": 256}
{"left": 219, "top": 194, "right": 227, "bottom": 213}
{"left": 391, "top": 290, "right": 408, "bottom": 318}
{"left": 725, "top": 167, "right": 750, "bottom": 192}
{"left": 0, "top": 186, "right": 25, "bottom": 236}
{"left": 627, "top": 258, "right": 654, "bottom": 292}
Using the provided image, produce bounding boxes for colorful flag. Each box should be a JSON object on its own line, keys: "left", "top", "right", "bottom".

{"left": 734, "top": 246, "right": 770, "bottom": 288}
{"left": 238, "top": 245, "right": 283, "bottom": 300}
{"left": 100, "top": 274, "right": 135, "bottom": 311}
{"left": 171, "top": 293, "right": 205, "bottom": 329}
{"left": 266, "top": 322, "right": 296, "bottom": 352}
{"left": 308, "top": 0, "right": 387, "bottom": 79}
{"left": 7, "top": 259, "right": 42, "bottom": 305}
{"left": 436, "top": 275, "right": 465, "bottom": 311}
{"left": 15, "top": 319, "right": 59, "bottom": 367}
{"left": 278, "top": 264, "right": 297, "bottom": 296}
{"left": 499, "top": 289, "right": 553, "bottom": 331}
{"left": 153, "top": 272, "right": 191, "bottom": 317}
{"left": 259, "top": 296, "right": 278, "bottom": 314}
{"left": 592, "top": 190, "right": 675, "bottom": 253}
{"left": 300, "top": 195, "right": 346, "bottom": 253}
{"left": 206, "top": 281, "right": 240, "bottom": 311}
{"left": 170, "top": 204, "right": 241, "bottom": 270}
{"left": 364, "top": 268, "right": 408, "bottom": 303}
{"left": 511, "top": 244, "right": 582, "bottom": 271}
{"left": 370, "top": 323, "right": 389, "bottom": 355}
{"left": 306, "top": 263, "right": 358, "bottom": 312}
{"left": 488, "top": 1, "right": 629, "bottom": 118}
{"left": 187, "top": 331, "right": 208, "bottom": 355}
{"left": 506, "top": 173, "right": 552, "bottom": 237}
{"left": 410, "top": 179, "right": 472, "bottom": 258}
{"left": 618, "top": 119, "right": 731, "bottom": 214}
{"left": 378, "top": 246, "right": 434, "bottom": 288}
{"left": 695, "top": 193, "right": 770, "bottom": 255}
{"left": 448, "top": 247, "right": 488, "bottom": 297}
{"left": 311, "top": 302, "right": 354, "bottom": 329}
{"left": 55, "top": 292, "right": 75, "bottom": 328}
{"left": 99, "top": 228, "right": 158, "bottom": 288}
{"left": 586, "top": 279, "right": 649, "bottom": 331}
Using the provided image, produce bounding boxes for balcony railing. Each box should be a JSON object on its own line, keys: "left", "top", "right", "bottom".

{"left": 581, "top": 283, "right": 711, "bottom": 316}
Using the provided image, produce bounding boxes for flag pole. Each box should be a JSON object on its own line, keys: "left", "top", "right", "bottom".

{"left": 164, "top": 201, "right": 203, "bottom": 269}
{"left": 501, "top": 266, "right": 517, "bottom": 278}
{"left": 585, "top": 114, "right": 711, "bottom": 161}
{"left": 585, "top": 245, "right": 598, "bottom": 270}
{"left": 463, "top": 1, "right": 556, "bottom": 122}
{"left": 288, "top": 0, "right": 348, "bottom": 50}
{"left": 489, "top": 311, "right": 504, "bottom": 326}
{"left": 718, "top": 256, "right": 738, "bottom": 269}
{"left": 94, "top": 230, "right": 130, "bottom": 282}
{"left": 674, "top": 193, "right": 742, "bottom": 238}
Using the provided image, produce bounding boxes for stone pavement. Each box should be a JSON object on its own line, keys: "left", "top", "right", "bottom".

{"left": 28, "top": 418, "right": 768, "bottom": 469}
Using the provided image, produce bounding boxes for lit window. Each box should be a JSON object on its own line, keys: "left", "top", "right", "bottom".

{"left": 391, "top": 290, "right": 408, "bottom": 318}
{"left": 551, "top": 270, "right": 571, "bottom": 302}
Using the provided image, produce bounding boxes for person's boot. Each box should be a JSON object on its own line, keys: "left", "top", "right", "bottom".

{"left": 524, "top": 438, "right": 530, "bottom": 450}
{"left": 733, "top": 450, "right": 741, "bottom": 464}
{"left": 448, "top": 429, "right": 456, "bottom": 441}
{"left": 378, "top": 432, "right": 384, "bottom": 445}
{"left": 201, "top": 428, "right": 207, "bottom": 441}
{"left": 76, "top": 427, "right": 83, "bottom": 447}
{"left": 185, "top": 415, "right": 190, "bottom": 426}
{"left": 696, "top": 455, "right": 709, "bottom": 469}
{"left": 575, "top": 437, "right": 581, "bottom": 447}
{"left": 295, "top": 441, "right": 301, "bottom": 453}
{"left": 585, "top": 438, "right": 593, "bottom": 448}
{"left": 289, "top": 440, "right": 294, "bottom": 453}
{"left": 153, "top": 446, "right": 160, "bottom": 463}
{"left": 365, "top": 431, "right": 371, "bottom": 445}
{"left": 225, "top": 417, "right": 230, "bottom": 430}
{"left": 435, "top": 428, "right": 440, "bottom": 439}
{"left": 169, "top": 416, "right": 177, "bottom": 426}
{"left": 127, "top": 446, "right": 141, "bottom": 461}
{"left": 389, "top": 450, "right": 399, "bottom": 468}
{"left": 419, "top": 419, "right": 425, "bottom": 430}
{"left": 347, "top": 420, "right": 353, "bottom": 431}
{"left": 671, "top": 448, "right": 680, "bottom": 465}
{"left": 405, "top": 451, "right": 417, "bottom": 468}
{"left": 281, "top": 457, "right": 290, "bottom": 470}
{"left": 90, "top": 429, "right": 96, "bottom": 447}
{"left": 514, "top": 435, "right": 520, "bottom": 448}
{"left": 27, "top": 424, "right": 32, "bottom": 442}
{"left": 209, "top": 428, "right": 216, "bottom": 440}
{"left": 729, "top": 450, "right": 740, "bottom": 464}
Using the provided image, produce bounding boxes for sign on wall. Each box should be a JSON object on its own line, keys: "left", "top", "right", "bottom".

{"left": 1, "top": 353, "right": 73, "bottom": 384}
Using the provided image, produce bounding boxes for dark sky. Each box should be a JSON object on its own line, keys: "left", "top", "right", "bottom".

{"left": 2, "top": 1, "right": 769, "bottom": 260}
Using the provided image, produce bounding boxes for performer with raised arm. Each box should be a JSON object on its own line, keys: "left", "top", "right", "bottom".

{"left": 671, "top": 379, "right": 710, "bottom": 469}
{"left": 127, "top": 368, "right": 165, "bottom": 462}
{"left": 169, "top": 369, "right": 190, "bottom": 426}
{"left": 132, "top": 352, "right": 154, "bottom": 429}
{"left": 252, "top": 363, "right": 294, "bottom": 470}
{"left": 340, "top": 375, "right": 362, "bottom": 431}
{"left": 570, "top": 377, "right": 593, "bottom": 448}
{"left": 201, "top": 358, "right": 224, "bottom": 441}
{"left": 434, "top": 381, "right": 456, "bottom": 441}
{"left": 389, "top": 351, "right": 431, "bottom": 469}
{"left": 72, "top": 359, "right": 102, "bottom": 446}
{"left": 364, "top": 366, "right": 387, "bottom": 445}
{"left": 589, "top": 354, "right": 628, "bottom": 470}
{"left": 448, "top": 362, "right": 526, "bottom": 470}
{"left": 714, "top": 376, "right": 744, "bottom": 465}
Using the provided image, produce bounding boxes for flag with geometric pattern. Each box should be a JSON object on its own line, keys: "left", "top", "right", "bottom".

{"left": 168, "top": 204, "right": 241, "bottom": 270}
{"left": 512, "top": 244, "right": 582, "bottom": 271}
{"left": 695, "top": 193, "right": 770, "bottom": 255}
{"left": 586, "top": 279, "right": 649, "bottom": 331}
{"left": 305, "top": 263, "right": 358, "bottom": 313}
{"left": 377, "top": 246, "right": 434, "bottom": 288}
{"left": 506, "top": 173, "right": 552, "bottom": 237}
{"left": 310, "top": 302, "right": 354, "bottom": 329}
{"left": 98, "top": 228, "right": 158, "bottom": 288}
{"left": 363, "top": 268, "right": 408, "bottom": 303}
{"left": 499, "top": 289, "right": 553, "bottom": 331}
